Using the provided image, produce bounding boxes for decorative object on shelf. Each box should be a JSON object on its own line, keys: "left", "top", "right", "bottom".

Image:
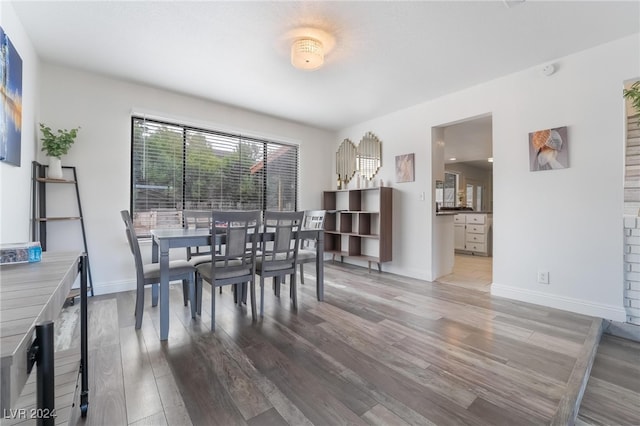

{"left": 357, "top": 132, "right": 382, "bottom": 182}
{"left": 624, "top": 80, "right": 640, "bottom": 125}
{"left": 39, "top": 123, "right": 80, "bottom": 179}
{"left": 0, "top": 242, "right": 42, "bottom": 264}
{"left": 528, "top": 126, "right": 568, "bottom": 171}
{"left": 1, "top": 26, "right": 23, "bottom": 167}
{"left": 395, "top": 153, "right": 415, "bottom": 183}
{"left": 336, "top": 138, "right": 357, "bottom": 184}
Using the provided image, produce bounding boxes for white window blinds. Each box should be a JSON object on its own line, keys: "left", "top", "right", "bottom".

{"left": 131, "top": 117, "right": 298, "bottom": 236}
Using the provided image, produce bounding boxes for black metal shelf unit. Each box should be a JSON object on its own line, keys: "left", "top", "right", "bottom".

{"left": 31, "top": 161, "right": 94, "bottom": 297}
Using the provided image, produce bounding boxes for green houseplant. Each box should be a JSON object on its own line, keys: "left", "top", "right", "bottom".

{"left": 39, "top": 123, "right": 80, "bottom": 179}
{"left": 623, "top": 81, "right": 640, "bottom": 125}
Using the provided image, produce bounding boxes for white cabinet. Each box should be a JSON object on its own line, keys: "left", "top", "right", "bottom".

{"left": 454, "top": 215, "right": 466, "bottom": 250}
{"left": 454, "top": 213, "right": 492, "bottom": 256}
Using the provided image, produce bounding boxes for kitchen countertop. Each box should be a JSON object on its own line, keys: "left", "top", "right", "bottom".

{"left": 436, "top": 210, "right": 493, "bottom": 216}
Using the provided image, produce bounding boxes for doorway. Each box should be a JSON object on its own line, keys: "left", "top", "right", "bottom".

{"left": 433, "top": 114, "right": 493, "bottom": 289}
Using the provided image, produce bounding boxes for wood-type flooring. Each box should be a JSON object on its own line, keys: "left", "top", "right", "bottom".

{"left": 5, "top": 259, "right": 639, "bottom": 425}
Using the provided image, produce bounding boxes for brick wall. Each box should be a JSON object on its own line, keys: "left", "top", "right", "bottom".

{"left": 624, "top": 215, "right": 640, "bottom": 325}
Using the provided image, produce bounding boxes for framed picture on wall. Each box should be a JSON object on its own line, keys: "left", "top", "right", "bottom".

{"left": 1, "top": 26, "right": 23, "bottom": 167}
{"left": 395, "top": 153, "right": 415, "bottom": 183}
{"left": 529, "top": 126, "right": 568, "bottom": 171}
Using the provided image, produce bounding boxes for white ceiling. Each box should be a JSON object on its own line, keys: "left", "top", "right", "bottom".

{"left": 10, "top": 1, "right": 640, "bottom": 132}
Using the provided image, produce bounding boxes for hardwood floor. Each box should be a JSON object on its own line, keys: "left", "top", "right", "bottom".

{"left": 6, "top": 261, "right": 638, "bottom": 425}
{"left": 438, "top": 254, "right": 492, "bottom": 292}
{"left": 577, "top": 334, "right": 640, "bottom": 426}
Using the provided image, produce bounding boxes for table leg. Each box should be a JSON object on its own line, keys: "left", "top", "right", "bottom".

{"left": 79, "top": 254, "right": 89, "bottom": 417}
{"left": 316, "top": 231, "right": 324, "bottom": 301}
{"left": 159, "top": 240, "right": 170, "bottom": 341}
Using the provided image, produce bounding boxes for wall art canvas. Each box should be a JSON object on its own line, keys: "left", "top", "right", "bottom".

{"left": 529, "top": 126, "right": 568, "bottom": 172}
{"left": 1, "top": 26, "right": 23, "bottom": 166}
{"left": 395, "top": 153, "right": 415, "bottom": 183}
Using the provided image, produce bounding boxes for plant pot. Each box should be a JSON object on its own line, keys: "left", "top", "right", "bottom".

{"left": 47, "top": 157, "right": 64, "bottom": 179}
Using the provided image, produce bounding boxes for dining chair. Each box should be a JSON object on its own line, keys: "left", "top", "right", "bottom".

{"left": 182, "top": 210, "right": 215, "bottom": 266}
{"left": 195, "top": 210, "right": 261, "bottom": 331}
{"left": 296, "top": 210, "right": 326, "bottom": 285}
{"left": 254, "top": 210, "right": 304, "bottom": 317}
{"left": 120, "top": 210, "right": 196, "bottom": 329}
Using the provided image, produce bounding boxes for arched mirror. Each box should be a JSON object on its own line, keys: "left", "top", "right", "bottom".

{"left": 336, "top": 138, "right": 357, "bottom": 183}
{"left": 357, "top": 132, "right": 382, "bottom": 181}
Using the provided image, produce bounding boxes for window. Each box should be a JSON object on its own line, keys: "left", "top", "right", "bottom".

{"left": 130, "top": 117, "right": 298, "bottom": 236}
{"left": 443, "top": 172, "right": 459, "bottom": 207}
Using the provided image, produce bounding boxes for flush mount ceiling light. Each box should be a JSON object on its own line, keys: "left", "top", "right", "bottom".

{"left": 286, "top": 27, "right": 335, "bottom": 72}
{"left": 291, "top": 37, "right": 324, "bottom": 70}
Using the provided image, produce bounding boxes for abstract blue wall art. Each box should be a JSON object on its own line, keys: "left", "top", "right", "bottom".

{"left": 1, "top": 26, "right": 23, "bottom": 166}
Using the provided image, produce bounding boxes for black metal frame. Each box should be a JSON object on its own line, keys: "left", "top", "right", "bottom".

{"left": 31, "top": 161, "right": 94, "bottom": 297}
{"left": 25, "top": 253, "right": 89, "bottom": 424}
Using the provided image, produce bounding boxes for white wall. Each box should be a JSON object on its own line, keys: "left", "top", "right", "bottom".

{"left": 0, "top": 2, "right": 40, "bottom": 244}
{"left": 336, "top": 34, "right": 640, "bottom": 321}
{"left": 37, "top": 64, "right": 335, "bottom": 294}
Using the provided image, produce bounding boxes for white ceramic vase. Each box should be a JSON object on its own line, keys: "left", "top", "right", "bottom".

{"left": 47, "top": 156, "right": 64, "bottom": 179}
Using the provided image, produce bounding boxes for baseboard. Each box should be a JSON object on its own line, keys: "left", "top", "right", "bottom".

{"left": 491, "top": 283, "right": 627, "bottom": 322}
{"left": 603, "top": 320, "right": 640, "bottom": 342}
{"left": 91, "top": 279, "right": 136, "bottom": 295}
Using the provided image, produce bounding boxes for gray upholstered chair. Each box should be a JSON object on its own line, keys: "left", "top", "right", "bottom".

{"left": 296, "top": 210, "right": 326, "bottom": 285}
{"left": 254, "top": 210, "right": 304, "bottom": 317}
{"left": 120, "top": 210, "right": 196, "bottom": 329}
{"left": 195, "top": 210, "right": 261, "bottom": 331}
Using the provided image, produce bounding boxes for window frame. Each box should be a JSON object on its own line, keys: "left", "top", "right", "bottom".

{"left": 129, "top": 116, "right": 299, "bottom": 236}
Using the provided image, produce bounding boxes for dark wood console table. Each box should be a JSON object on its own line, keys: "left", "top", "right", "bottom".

{"left": 0, "top": 251, "right": 89, "bottom": 424}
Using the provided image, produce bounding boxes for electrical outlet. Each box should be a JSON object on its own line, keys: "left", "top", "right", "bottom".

{"left": 537, "top": 271, "right": 549, "bottom": 284}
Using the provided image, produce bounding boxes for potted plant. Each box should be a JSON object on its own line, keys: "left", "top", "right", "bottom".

{"left": 624, "top": 81, "right": 640, "bottom": 125}
{"left": 39, "top": 123, "right": 80, "bottom": 179}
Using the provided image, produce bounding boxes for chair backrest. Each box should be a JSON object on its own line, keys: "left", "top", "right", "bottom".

{"left": 259, "top": 210, "right": 304, "bottom": 270}
{"left": 209, "top": 210, "right": 261, "bottom": 280}
{"left": 183, "top": 210, "right": 214, "bottom": 258}
{"left": 120, "top": 210, "right": 145, "bottom": 285}
{"left": 183, "top": 210, "right": 212, "bottom": 229}
{"left": 301, "top": 210, "right": 326, "bottom": 249}
{"left": 302, "top": 210, "right": 326, "bottom": 230}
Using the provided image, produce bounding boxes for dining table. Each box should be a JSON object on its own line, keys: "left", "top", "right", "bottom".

{"left": 150, "top": 227, "right": 324, "bottom": 340}
{"left": 0, "top": 251, "right": 89, "bottom": 423}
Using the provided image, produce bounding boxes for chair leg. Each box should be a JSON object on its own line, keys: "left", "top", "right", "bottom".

{"left": 135, "top": 283, "right": 145, "bottom": 329}
{"left": 274, "top": 277, "right": 280, "bottom": 297}
{"left": 196, "top": 274, "right": 203, "bottom": 316}
{"left": 182, "top": 279, "right": 189, "bottom": 306}
{"left": 151, "top": 283, "right": 159, "bottom": 307}
{"left": 241, "top": 283, "right": 248, "bottom": 304}
{"left": 211, "top": 283, "right": 216, "bottom": 332}
{"left": 189, "top": 275, "right": 196, "bottom": 319}
{"left": 249, "top": 280, "right": 257, "bottom": 321}
{"left": 260, "top": 277, "right": 265, "bottom": 317}
{"left": 291, "top": 273, "right": 298, "bottom": 311}
{"left": 233, "top": 284, "right": 238, "bottom": 304}
{"left": 299, "top": 264, "right": 305, "bottom": 285}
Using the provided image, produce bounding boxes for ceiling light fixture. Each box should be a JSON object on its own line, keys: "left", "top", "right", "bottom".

{"left": 487, "top": 157, "right": 494, "bottom": 162}
{"left": 291, "top": 37, "right": 324, "bottom": 71}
